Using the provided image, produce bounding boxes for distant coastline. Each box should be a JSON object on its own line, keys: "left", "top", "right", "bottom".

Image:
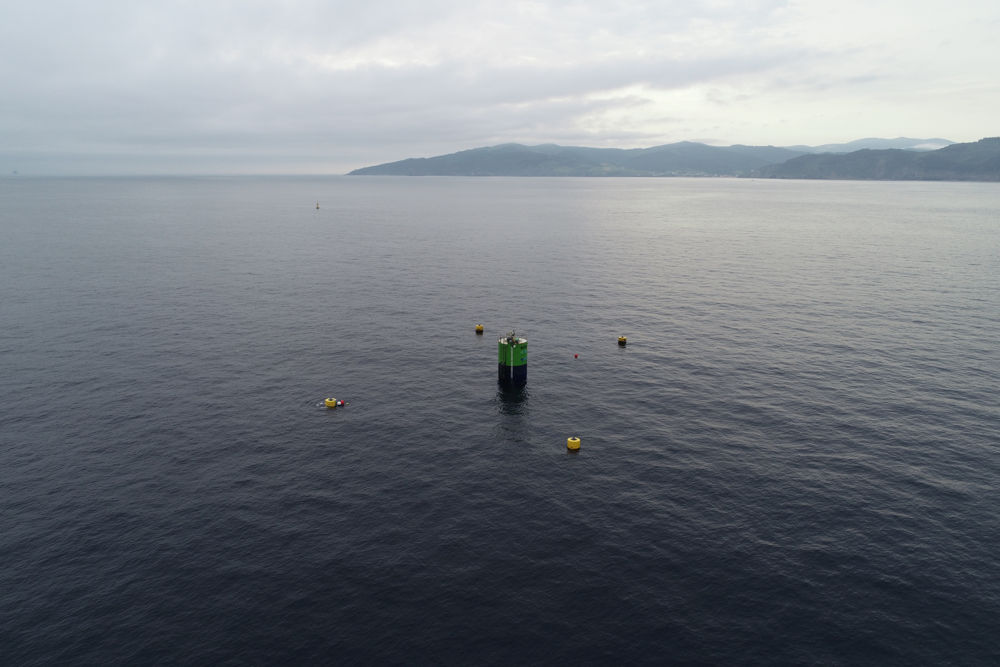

{"left": 348, "top": 137, "right": 1000, "bottom": 182}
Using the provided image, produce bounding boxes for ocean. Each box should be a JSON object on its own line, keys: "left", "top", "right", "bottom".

{"left": 1, "top": 175, "right": 998, "bottom": 664}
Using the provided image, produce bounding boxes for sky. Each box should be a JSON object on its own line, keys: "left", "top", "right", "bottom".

{"left": 2, "top": 0, "right": 998, "bottom": 174}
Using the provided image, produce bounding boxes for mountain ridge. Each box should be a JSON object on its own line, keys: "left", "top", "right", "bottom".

{"left": 349, "top": 142, "right": 810, "bottom": 177}
{"left": 756, "top": 137, "right": 1000, "bottom": 181}
{"left": 347, "top": 137, "right": 1000, "bottom": 181}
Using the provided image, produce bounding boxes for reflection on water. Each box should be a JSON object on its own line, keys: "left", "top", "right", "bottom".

{"left": 496, "top": 384, "right": 529, "bottom": 416}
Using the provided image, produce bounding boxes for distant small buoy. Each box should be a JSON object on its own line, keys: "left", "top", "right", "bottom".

{"left": 574, "top": 353, "right": 578, "bottom": 359}
{"left": 316, "top": 202, "right": 320, "bottom": 209}
{"left": 475, "top": 324, "right": 484, "bottom": 334}
{"left": 324, "top": 397, "right": 338, "bottom": 408}
{"left": 567, "top": 436, "right": 580, "bottom": 451}
{"left": 618, "top": 336, "right": 627, "bottom": 346}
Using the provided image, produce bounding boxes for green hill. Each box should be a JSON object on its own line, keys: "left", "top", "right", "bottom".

{"left": 346, "top": 137, "right": 998, "bottom": 181}
{"left": 756, "top": 138, "right": 1000, "bottom": 181}
{"left": 349, "top": 142, "right": 807, "bottom": 176}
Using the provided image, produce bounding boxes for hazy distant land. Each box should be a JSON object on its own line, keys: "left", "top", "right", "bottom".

{"left": 349, "top": 137, "right": 1000, "bottom": 181}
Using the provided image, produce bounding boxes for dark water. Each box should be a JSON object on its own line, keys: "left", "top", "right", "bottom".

{"left": 2, "top": 175, "right": 998, "bottom": 665}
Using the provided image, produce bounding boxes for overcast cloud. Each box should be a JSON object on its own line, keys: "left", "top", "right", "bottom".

{"left": 2, "top": 0, "right": 998, "bottom": 174}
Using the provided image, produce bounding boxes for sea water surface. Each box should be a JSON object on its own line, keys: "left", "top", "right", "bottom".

{"left": 1, "top": 176, "right": 998, "bottom": 664}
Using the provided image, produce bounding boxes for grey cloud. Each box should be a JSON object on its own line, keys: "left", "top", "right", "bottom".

{"left": 2, "top": 0, "right": 996, "bottom": 173}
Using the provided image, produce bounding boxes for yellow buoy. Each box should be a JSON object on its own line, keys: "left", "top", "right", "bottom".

{"left": 618, "top": 336, "right": 627, "bottom": 346}
{"left": 567, "top": 436, "right": 581, "bottom": 451}
{"left": 324, "top": 397, "right": 338, "bottom": 408}
{"left": 475, "top": 324, "right": 484, "bottom": 334}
